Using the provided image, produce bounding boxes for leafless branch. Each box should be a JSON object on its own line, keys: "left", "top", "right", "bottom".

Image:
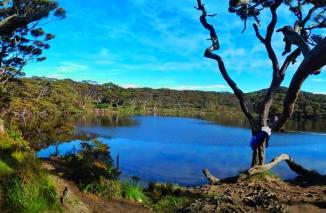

{"left": 280, "top": 48, "right": 301, "bottom": 75}
{"left": 196, "top": 0, "right": 256, "bottom": 134}
{"left": 253, "top": 23, "right": 265, "bottom": 44}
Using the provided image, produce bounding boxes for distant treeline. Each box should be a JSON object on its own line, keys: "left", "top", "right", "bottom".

{"left": 1, "top": 77, "right": 326, "bottom": 122}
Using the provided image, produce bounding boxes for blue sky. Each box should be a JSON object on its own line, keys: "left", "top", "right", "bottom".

{"left": 25, "top": 0, "right": 326, "bottom": 93}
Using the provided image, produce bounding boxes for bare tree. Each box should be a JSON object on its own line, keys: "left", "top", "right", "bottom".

{"left": 195, "top": 0, "right": 326, "bottom": 182}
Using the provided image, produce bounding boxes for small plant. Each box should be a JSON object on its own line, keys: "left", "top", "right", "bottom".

{"left": 246, "top": 171, "right": 280, "bottom": 181}
{"left": 3, "top": 176, "right": 58, "bottom": 213}
{"left": 122, "top": 182, "right": 148, "bottom": 203}
{"left": 0, "top": 160, "right": 13, "bottom": 176}
{"left": 83, "top": 178, "right": 122, "bottom": 199}
{"left": 152, "top": 195, "right": 192, "bottom": 213}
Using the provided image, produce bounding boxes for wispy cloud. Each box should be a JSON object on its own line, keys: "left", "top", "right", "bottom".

{"left": 169, "top": 84, "right": 228, "bottom": 91}
{"left": 57, "top": 62, "right": 88, "bottom": 73}
{"left": 24, "top": 0, "right": 326, "bottom": 93}
{"left": 312, "top": 78, "right": 325, "bottom": 82}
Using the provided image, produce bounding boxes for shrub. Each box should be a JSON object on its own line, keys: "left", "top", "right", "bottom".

{"left": 3, "top": 176, "right": 57, "bottom": 213}
{"left": 62, "top": 140, "right": 120, "bottom": 186}
{"left": 0, "top": 160, "right": 13, "bottom": 177}
{"left": 0, "top": 128, "right": 29, "bottom": 151}
{"left": 122, "top": 182, "right": 148, "bottom": 203}
{"left": 83, "top": 178, "right": 122, "bottom": 199}
{"left": 152, "top": 195, "right": 192, "bottom": 213}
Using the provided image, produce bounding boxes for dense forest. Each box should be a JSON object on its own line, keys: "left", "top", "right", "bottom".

{"left": 1, "top": 77, "right": 326, "bottom": 123}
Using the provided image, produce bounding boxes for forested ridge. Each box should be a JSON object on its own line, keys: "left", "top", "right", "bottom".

{"left": 1, "top": 77, "right": 326, "bottom": 121}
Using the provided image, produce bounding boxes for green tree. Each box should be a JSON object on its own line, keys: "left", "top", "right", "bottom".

{"left": 0, "top": 0, "right": 65, "bottom": 85}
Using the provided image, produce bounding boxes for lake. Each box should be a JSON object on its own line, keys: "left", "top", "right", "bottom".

{"left": 37, "top": 115, "right": 326, "bottom": 186}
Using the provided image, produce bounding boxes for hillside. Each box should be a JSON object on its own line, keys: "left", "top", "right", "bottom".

{"left": 2, "top": 77, "right": 326, "bottom": 122}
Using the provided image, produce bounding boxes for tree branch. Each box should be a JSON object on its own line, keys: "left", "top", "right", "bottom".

{"left": 253, "top": 23, "right": 265, "bottom": 44}
{"left": 248, "top": 154, "right": 324, "bottom": 180}
{"left": 280, "top": 48, "right": 301, "bottom": 75}
{"left": 202, "top": 168, "right": 220, "bottom": 184}
{"left": 203, "top": 154, "right": 324, "bottom": 184}
{"left": 196, "top": 0, "right": 256, "bottom": 134}
{"left": 301, "top": 6, "right": 318, "bottom": 27}
{"left": 259, "top": 1, "right": 282, "bottom": 127}
{"left": 274, "top": 38, "right": 326, "bottom": 131}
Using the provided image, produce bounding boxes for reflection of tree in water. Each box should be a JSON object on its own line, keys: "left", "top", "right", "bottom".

{"left": 76, "top": 114, "right": 137, "bottom": 127}
{"left": 9, "top": 113, "right": 326, "bottom": 151}
{"left": 14, "top": 115, "right": 94, "bottom": 150}
{"left": 11, "top": 114, "right": 136, "bottom": 150}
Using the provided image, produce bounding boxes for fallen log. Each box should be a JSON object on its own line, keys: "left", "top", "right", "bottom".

{"left": 203, "top": 154, "right": 325, "bottom": 184}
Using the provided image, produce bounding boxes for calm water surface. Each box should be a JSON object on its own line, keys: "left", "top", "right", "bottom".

{"left": 38, "top": 116, "right": 326, "bottom": 186}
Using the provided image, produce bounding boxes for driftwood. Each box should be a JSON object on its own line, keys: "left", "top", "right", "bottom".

{"left": 202, "top": 168, "right": 220, "bottom": 184}
{"left": 203, "top": 154, "right": 324, "bottom": 184}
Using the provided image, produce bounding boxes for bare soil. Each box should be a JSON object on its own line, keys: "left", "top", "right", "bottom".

{"left": 42, "top": 159, "right": 326, "bottom": 213}
{"left": 42, "top": 161, "right": 151, "bottom": 213}
{"left": 180, "top": 175, "right": 326, "bottom": 213}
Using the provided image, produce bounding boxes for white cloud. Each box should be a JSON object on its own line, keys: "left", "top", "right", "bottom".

{"left": 169, "top": 84, "right": 228, "bottom": 91}
{"left": 121, "top": 84, "right": 140, "bottom": 88}
{"left": 57, "top": 62, "right": 88, "bottom": 73}
{"left": 312, "top": 78, "right": 325, "bottom": 82}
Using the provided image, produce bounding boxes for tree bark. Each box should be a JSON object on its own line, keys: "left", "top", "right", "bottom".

{"left": 203, "top": 154, "right": 324, "bottom": 184}
{"left": 274, "top": 38, "right": 326, "bottom": 130}
{"left": 251, "top": 140, "right": 267, "bottom": 167}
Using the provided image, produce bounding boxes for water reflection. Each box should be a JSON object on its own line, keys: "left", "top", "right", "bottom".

{"left": 37, "top": 115, "right": 326, "bottom": 186}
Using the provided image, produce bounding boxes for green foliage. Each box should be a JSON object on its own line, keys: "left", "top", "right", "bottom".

{"left": 146, "top": 183, "right": 182, "bottom": 202}
{"left": 3, "top": 175, "right": 57, "bottom": 213}
{"left": 122, "top": 182, "right": 149, "bottom": 203}
{"left": 145, "top": 182, "right": 194, "bottom": 212}
{"left": 152, "top": 195, "right": 192, "bottom": 213}
{"left": 83, "top": 178, "right": 122, "bottom": 199}
{"left": 0, "top": 1, "right": 65, "bottom": 84}
{"left": 11, "top": 151, "right": 25, "bottom": 163}
{"left": 246, "top": 171, "right": 280, "bottom": 181}
{"left": 0, "top": 128, "right": 28, "bottom": 151}
{"left": 62, "top": 139, "right": 120, "bottom": 186}
{"left": 0, "top": 159, "right": 13, "bottom": 176}
{"left": 0, "top": 129, "right": 59, "bottom": 213}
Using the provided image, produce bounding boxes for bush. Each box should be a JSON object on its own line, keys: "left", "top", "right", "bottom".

{"left": 62, "top": 140, "right": 120, "bottom": 186}
{"left": 0, "top": 160, "right": 13, "bottom": 176}
{"left": 3, "top": 176, "right": 57, "bottom": 213}
{"left": 0, "top": 128, "right": 29, "bottom": 151}
{"left": 0, "top": 130, "right": 58, "bottom": 213}
{"left": 122, "top": 182, "right": 148, "bottom": 203}
{"left": 152, "top": 195, "right": 191, "bottom": 213}
{"left": 83, "top": 178, "right": 122, "bottom": 199}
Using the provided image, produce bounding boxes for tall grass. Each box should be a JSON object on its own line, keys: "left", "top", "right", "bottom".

{"left": 0, "top": 160, "right": 13, "bottom": 176}
{"left": 0, "top": 129, "right": 59, "bottom": 213}
{"left": 4, "top": 176, "right": 57, "bottom": 213}
{"left": 122, "top": 182, "right": 148, "bottom": 203}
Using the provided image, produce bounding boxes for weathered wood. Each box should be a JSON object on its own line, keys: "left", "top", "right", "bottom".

{"left": 248, "top": 154, "right": 291, "bottom": 175}
{"left": 202, "top": 168, "right": 220, "bottom": 184}
{"left": 203, "top": 154, "right": 323, "bottom": 184}
{"left": 248, "top": 154, "right": 323, "bottom": 180}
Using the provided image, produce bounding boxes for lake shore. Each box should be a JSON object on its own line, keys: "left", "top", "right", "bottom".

{"left": 42, "top": 157, "right": 326, "bottom": 213}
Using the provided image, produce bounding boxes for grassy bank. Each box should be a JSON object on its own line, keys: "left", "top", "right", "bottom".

{"left": 48, "top": 139, "right": 196, "bottom": 212}
{"left": 0, "top": 129, "right": 59, "bottom": 213}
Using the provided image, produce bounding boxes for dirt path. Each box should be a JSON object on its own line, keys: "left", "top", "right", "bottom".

{"left": 42, "top": 161, "right": 151, "bottom": 213}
